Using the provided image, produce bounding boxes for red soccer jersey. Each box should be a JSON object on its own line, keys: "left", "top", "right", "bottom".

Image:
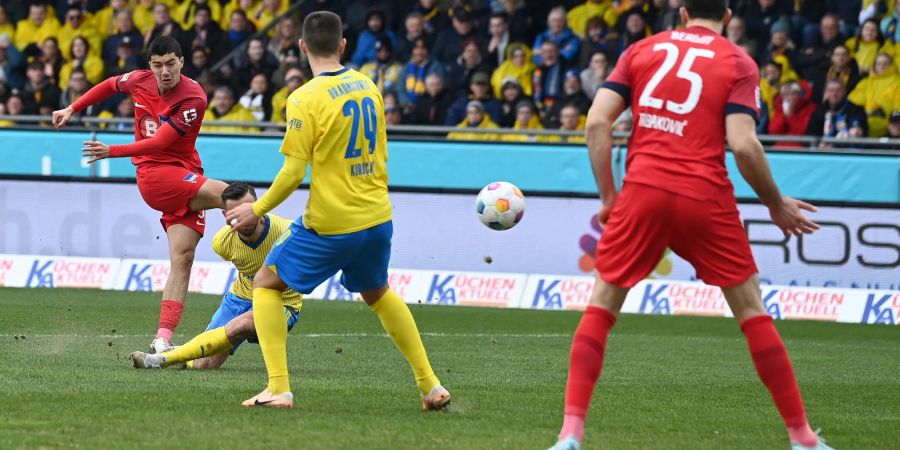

{"left": 604, "top": 26, "right": 760, "bottom": 200}
{"left": 111, "top": 70, "right": 206, "bottom": 171}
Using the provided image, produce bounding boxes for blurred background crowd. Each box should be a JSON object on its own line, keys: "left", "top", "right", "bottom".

{"left": 0, "top": 0, "right": 899, "bottom": 143}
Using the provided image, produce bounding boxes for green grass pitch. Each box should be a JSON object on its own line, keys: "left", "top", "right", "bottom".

{"left": 0, "top": 287, "right": 898, "bottom": 449}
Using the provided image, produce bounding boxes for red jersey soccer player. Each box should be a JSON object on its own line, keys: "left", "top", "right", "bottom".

{"left": 52, "top": 37, "right": 229, "bottom": 354}
{"left": 548, "top": 2, "right": 833, "bottom": 450}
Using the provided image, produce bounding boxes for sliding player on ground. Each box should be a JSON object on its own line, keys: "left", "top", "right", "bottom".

{"left": 130, "top": 183, "right": 301, "bottom": 370}
{"left": 52, "top": 37, "right": 228, "bottom": 354}
{"left": 548, "top": 1, "right": 832, "bottom": 449}
{"left": 225, "top": 11, "right": 450, "bottom": 410}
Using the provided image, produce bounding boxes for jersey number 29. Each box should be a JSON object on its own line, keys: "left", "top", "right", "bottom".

{"left": 638, "top": 43, "right": 715, "bottom": 115}
{"left": 343, "top": 97, "right": 378, "bottom": 159}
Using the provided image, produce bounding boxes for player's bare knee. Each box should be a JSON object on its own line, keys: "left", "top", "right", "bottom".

{"left": 361, "top": 285, "right": 389, "bottom": 306}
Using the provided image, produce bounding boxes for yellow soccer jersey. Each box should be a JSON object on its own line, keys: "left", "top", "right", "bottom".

{"left": 211, "top": 214, "right": 302, "bottom": 310}
{"left": 280, "top": 67, "right": 392, "bottom": 235}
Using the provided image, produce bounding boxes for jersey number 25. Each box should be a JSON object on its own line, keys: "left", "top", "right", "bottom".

{"left": 638, "top": 43, "right": 715, "bottom": 115}
{"left": 342, "top": 97, "right": 378, "bottom": 159}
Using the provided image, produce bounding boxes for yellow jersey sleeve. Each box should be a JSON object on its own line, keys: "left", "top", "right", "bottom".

{"left": 279, "top": 92, "right": 316, "bottom": 160}
{"left": 211, "top": 227, "right": 230, "bottom": 261}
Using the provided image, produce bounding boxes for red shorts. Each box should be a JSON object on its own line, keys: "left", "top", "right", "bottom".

{"left": 595, "top": 183, "right": 757, "bottom": 288}
{"left": 135, "top": 163, "right": 208, "bottom": 235}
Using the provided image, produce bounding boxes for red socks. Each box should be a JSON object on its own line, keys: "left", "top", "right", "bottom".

{"left": 741, "top": 315, "right": 817, "bottom": 447}
{"left": 561, "top": 306, "right": 617, "bottom": 441}
{"left": 156, "top": 299, "right": 185, "bottom": 339}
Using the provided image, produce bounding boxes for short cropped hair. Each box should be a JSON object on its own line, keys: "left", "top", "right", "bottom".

{"left": 147, "top": 36, "right": 183, "bottom": 58}
{"left": 302, "top": 11, "right": 343, "bottom": 56}
{"left": 683, "top": 0, "right": 728, "bottom": 21}
{"left": 221, "top": 183, "right": 257, "bottom": 203}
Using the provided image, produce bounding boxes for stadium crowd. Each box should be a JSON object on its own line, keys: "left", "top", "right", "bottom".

{"left": 1, "top": 0, "right": 899, "bottom": 143}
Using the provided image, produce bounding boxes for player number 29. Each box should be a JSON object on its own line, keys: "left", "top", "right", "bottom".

{"left": 638, "top": 43, "right": 715, "bottom": 115}
{"left": 342, "top": 97, "right": 377, "bottom": 159}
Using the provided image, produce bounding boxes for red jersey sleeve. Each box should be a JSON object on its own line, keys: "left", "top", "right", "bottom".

{"left": 165, "top": 97, "right": 206, "bottom": 137}
{"left": 724, "top": 51, "right": 761, "bottom": 122}
{"left": 113, "top": 70, "right": 143, "bottom": 95}
{"left": 601, "top": 47, "right": 634, "bottom": 104}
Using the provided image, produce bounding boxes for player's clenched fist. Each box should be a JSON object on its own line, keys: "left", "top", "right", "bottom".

{"left": 52, "top": 106, "right": 75, "bottom": 129}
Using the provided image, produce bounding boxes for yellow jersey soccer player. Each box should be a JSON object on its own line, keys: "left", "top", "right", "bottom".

{"left": 227, "top": 11, "right": 450, "bottom": 410}
{"left": 130, "top": 183, "right": 301, "bottom": 370}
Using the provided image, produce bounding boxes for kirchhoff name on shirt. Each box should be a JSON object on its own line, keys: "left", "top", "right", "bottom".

{"left": 328, "top": 80, "right": 371, "bottom": 99}
{"left": 638, "top": 113, "right": 688, "bottom": 137}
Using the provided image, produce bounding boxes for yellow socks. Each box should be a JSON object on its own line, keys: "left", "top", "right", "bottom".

{"left": 253, "top": 287, "right": 290, "bottom": 394}
{"left": 369, "top": 289, "right": 440, "bottom": 395}
{"left": 161, "top": 327, "right": 231, "bottom": 367}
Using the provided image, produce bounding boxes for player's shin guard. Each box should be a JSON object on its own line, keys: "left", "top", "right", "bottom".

{"left": 561, "top": 306, "right": 617, "bottom": 441}
{"left": 369, "top": 289, "right": 440, "bottom": 396}
{"left": 161, "top": 327, "right": 231, "bottom": 367}
{"left": 253, "top": 288, "right": 290, "bottom": 394}
{"left": 741, "top": 315, "right": 817, "bottom": 446}
{"left": 157, "top": 299, "right": 185, "bottom": 339}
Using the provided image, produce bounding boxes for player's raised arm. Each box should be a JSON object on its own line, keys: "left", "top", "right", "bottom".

{"left": 586, "top": 88, "right": 626, "bottom": 225}
{"left": 725, "top": 114, "right": 819, "bottom": 237}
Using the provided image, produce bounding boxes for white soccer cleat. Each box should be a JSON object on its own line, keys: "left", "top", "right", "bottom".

{"left": 149, "top": 337, "right": 177, "bottom": 354}
{"left": 421, "top": 385, "right": 451, "bottom": 411}
{"left": 131, "top": 351, "right": 165, "bottom": 369}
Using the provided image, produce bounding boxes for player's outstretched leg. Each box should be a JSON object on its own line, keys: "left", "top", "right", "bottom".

{"left": 722, "top": 275, "right": 833, "bottom": 450}
{"left": 242, "top": 267, "right": 293, "bottom": 408}
{"left": 549, "top": 275, "right": 629, "bottom": 450}
{"left": 133, "top": 327, "right": 234, "bottom": 369}
{"left": 151, "top": 224, "right": 202, "bottom": 353}
{"left": 362, "top": 285, "right": 450, "bottom": 410}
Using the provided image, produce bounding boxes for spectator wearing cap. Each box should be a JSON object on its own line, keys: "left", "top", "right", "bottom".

{"left": 397, "top": 39, "right": 444, "bottom": 108}
{"left": 432, "top": 7, "right": 479, "bottom": 66}
{"left": 352, "top": 10, "right": 398, "bottom": 68}
{"left": 498, "top": 78, "right": 530, "bottom": 127}
{"left": 445, "top": 71, "right": 503, "bottom": 126}
{"left": 0, "top": 35, "right": 26, "bottom": 90}
{"left": 360, "top": 36, "right": 403, "bottom": 93}
{"left": 107, "top": 35, "right": 143, "bottom": 77}
{"left": 103, "top": 10, "right": 144, "bottom": 66}
{"left": 22, "top": 61, "right": 62, "bottom": 115}
{"left": 806, "top": 78, "right": 868, "bottom": 140}
{"left": 408, "top": 73, "right": 453, "bottom": 125}
{"left": 92, "top": 0, "right": 128, "bottom": 39}
{"left": 794, "top": 14, "right": 844, "bottom": 82}
{"left": 490, "top": 43, "right": 534, "bottom": 99}
{"left": 580, "top": 51, "right": 609, "bottom": 98}
{"left": 412, "top": 0, "right": 449, "bottom": 37}
{"left": 202, "top": 85, "right": 258, "bottom": 133}
{"left": 849, "top": 52, "right": 898, "bottom": 137}
{"left": 271, "top": 66, "right": 305, "bottom": 123}
{"left": 146, "top": 3, "right": 190, "bottom": 53}
{"left": 888, "top": 110, "right": 900, "bottom": 138}
{"left": 847, "top": 19, "right": 886, "bottom": 75}
{"left": 761, "top": 18, "right": 796, "bottom": 69}
{"left": 533, "top": 7, "right": 580, "bottom": 66}
{"left": 58, "top": 5, "right": 102, "bottom": 61}
{"left": 544, "top": 68, "right": 590, "bottom": 128}
{"left": 448, "top": 100, "right": 500, "bottom": 141}
{"left": 446, "top": 39, "right": 492, "bottom": 98}
{"left": 812, "top": 44, "right": 860, "bottom": 102}
{"left": 486, "top": 12, "right": 512, "bottom": 69}
{"left": 567, "top": 0, "right": 616, "bottom": 39}
{"left": 175, "top": 0, "right": 223, "bottom": 30}
{"left": 15, "top": 3, "right": 61, "bottom": 51}
{"left": 579, "top": 17, "right": 612, "bottom": 68}
{"left": 504, "top": 100, "right": 559, "bottom": 142}
{"left": 186, "top": 4, "right": 231, "bottom": 62}
{"left": 395, "top": 12, "right": 431, "bottom": 63}
{"left": 532, "top": 40, "right": 566, "bottom": 116}
{"left": 768, "top": 80, "right": 816, "bottom": 147}
{"left": 239, "top": 72, "right": 273, "bottom": 121}
{"left": 59, "top": 36, "right": 103, "bottom": 89}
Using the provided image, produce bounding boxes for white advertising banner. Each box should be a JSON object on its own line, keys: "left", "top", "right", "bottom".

{"left": 114, "top": 259, "right": 233, "bottom": 295}
{"left": 0, "top": 179, "right": 897, "bottom": 290}
{"left": 1, "top": 255, "right": 119, "bottom": 289}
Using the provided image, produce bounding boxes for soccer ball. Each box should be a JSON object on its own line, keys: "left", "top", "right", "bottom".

{"left": 475, "top": 181, "right": 525, "bottom": 230}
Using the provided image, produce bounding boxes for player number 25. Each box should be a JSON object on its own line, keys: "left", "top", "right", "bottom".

{"left": 342, "top": 97, "right": 377, "bottom": 159}
{"left": 638, "top": 43, "right": 715, "bottom": 115}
